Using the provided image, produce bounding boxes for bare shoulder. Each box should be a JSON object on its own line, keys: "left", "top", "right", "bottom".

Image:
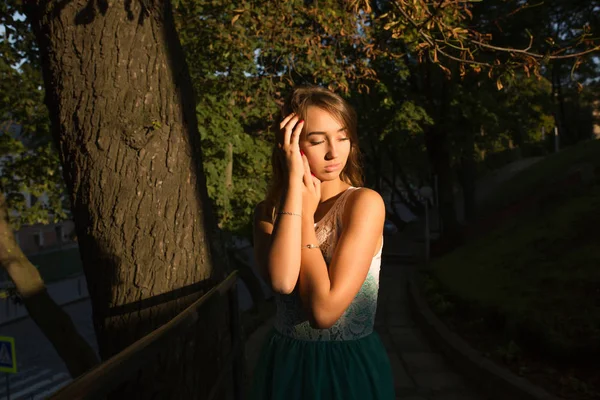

{"left": 343, "top": 188, "right": 385, "bottom": 223}
{"left": 347, "top": 187, "right": 384, "bottom": 209}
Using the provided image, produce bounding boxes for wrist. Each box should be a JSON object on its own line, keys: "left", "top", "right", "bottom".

{"left": 302, "top": 214, "right": 315, "bottom": 225}
{"left": 284, "top": 177, "right": 303, "bottom": 190}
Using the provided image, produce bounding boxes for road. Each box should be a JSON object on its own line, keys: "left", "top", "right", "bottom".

{"left": 0, "top": 300, "right": 97, "bottom": 400}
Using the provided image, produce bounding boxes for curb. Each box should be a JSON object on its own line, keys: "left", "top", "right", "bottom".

{"left": 407, "top": 278, "right": 563, "bottom": 400}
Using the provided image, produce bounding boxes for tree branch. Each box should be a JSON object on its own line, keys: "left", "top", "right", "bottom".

{"left": 388, "top": 0, "right": 600, "bottom": 70}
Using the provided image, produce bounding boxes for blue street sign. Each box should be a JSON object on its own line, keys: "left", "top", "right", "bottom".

{"left": 0, "top": 336, "right": 17, "bottom": 373}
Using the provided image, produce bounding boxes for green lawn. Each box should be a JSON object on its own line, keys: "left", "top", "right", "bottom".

{"left": 479, "top": 138, "right": 600, "bottom": 216}
{"left": 29, "top": 246, "right": 84, "bottom": 283}
{"left": 431, "top": 183, "right": 600, "bottom": 361}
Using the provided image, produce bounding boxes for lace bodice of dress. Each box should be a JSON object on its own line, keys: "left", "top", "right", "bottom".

{"left": 273, "top": 186, "right": 383, "bottom": 341}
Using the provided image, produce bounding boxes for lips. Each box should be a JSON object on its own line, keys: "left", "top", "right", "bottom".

{"left": 324, "top": 163, "right": 341, "bottom": 172}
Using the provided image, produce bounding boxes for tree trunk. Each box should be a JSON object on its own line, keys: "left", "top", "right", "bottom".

{"left": 422, "top": 62, "right": 459, "bottom": 236}
{"left": 457, "top": 130, "right": 477, "bottom": 222}
{"left": 425, "top": 125, "right": 459, "bottom": 235}
{"left": 25, "top": 1, "right": 231, "bottom": 398}
{"left": 0, "top": 193, "right": 99, "bottom": 378}
{"left": 552, "top": 62, "right": 568, "bottom": 144}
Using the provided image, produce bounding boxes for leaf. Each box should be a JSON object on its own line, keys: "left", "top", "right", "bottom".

{"left": 383, "top": 21, "right": 399, "bottom": 30}
{"left": 496, "top": 78, "right": 503, "bottom": 91}
{"left": 231, "top": 14, "right": 241, "bottom": 25}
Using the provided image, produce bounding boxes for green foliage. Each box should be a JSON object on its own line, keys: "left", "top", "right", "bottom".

{"left": 432, "top": 178, "right": 600, "bottom": 360}
{"left": 3, "top": 0, "right": 596, "bottom": 240}
{"left": 174, "top": 0, "right": 378, "bottom": 237}
{"left": 1, "top": 3, "right": 70, "bottom": 230}
{"left": 0, "top": 138, "right": 69, "bottom": 230}
{"left": 196, "top": 95, "right": 271, "bottom": 234}
{"left": 493, "top": 340, "right": 522, "bottom": 364}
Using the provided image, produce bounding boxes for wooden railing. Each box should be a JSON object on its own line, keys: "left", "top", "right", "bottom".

{"left": 49, "top": 270, "right": 244, "bottom": 400}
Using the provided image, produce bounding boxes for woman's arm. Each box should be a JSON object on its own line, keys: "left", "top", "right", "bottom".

{"left": 298, "top": 188, "right": 385, "bottom": 328}
{"left": 253, "top": 113, "right": 306, "bottom": 294}
{"left": 253, "top": 181, "right": 304, "bottom": 294}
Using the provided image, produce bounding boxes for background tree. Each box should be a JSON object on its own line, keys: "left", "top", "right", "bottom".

{"left": 173, "top": 0, "right": 379, "bottom": 239}
{"left": 367, "top": 0, "right": 599, "bottom": 235}
{"left": 22, "top": 0, "right": 231, "bottom": 398}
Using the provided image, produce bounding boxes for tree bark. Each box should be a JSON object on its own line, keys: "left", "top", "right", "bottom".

{"left": 552, "top": 62, "right": 569, "bottom": 144}
{"left": 0, "top": 193, "right": 99, "bottom": 378}
{"left": 425, "top": 127, "right": 459, "bottom": 234}
{"left": 457, "top": 130, "right": 477, "bottom": 222}
{"left": 25, "top": 1, "right": 231, "bottom": 398}
{"left": 422, "top": 66, "right": 459, "bottom": 236}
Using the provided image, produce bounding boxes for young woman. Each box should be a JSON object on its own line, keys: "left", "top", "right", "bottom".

{"left": 251, "top": 85, "right": 395, "bottom": 399}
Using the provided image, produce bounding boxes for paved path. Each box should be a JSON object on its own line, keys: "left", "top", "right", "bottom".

{"left": 376, "top": 258, "right": 486, "bottom": 400}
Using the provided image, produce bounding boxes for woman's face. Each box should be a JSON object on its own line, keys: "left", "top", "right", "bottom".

{"left": 299, "top": 106, "right": 351, "bottom": 181}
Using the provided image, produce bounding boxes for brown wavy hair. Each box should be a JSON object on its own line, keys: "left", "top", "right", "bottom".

{"left": 264, "top": 85, "right": 364, "bottom": 220}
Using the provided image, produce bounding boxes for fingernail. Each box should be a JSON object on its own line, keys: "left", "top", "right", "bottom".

{"left": 299, "top": 120, "right": 304, "bottom": 123}
{"left": 311, "top": 172, "right": 315, "bottom": 177}
{"left": 300, "top": 150, "right": 304, "bottom": 156}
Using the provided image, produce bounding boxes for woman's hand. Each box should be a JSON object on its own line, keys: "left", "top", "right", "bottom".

{"left": 278, "top": 113, "right": 305, "bottom": 182}
{"left": 301, "top": 154, "right": 321, "bottom": 219}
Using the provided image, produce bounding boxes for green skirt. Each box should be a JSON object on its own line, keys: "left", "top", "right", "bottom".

{"left": 249, "top": 328, "right": 395, "bottom": 400}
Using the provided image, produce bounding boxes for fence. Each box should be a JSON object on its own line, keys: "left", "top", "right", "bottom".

{"left": 48, "top": 270, "right": 243, "bottom": 400}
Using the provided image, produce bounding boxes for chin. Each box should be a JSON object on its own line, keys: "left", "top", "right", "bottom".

{"left": 316, "top": 171, "right": 342, "bottom": 182}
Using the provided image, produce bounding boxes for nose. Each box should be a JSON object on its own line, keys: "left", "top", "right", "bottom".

{"left": 325, "top": 139, "right": 338, "bottom": 160}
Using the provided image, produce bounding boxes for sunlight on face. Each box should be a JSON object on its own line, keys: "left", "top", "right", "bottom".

{"left": 300, "top": 106, "right": 351, "bottom": 181}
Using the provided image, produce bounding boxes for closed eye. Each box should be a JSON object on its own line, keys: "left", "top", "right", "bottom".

{"left": 310, "top": 137, "right": 349, "bottom": 145}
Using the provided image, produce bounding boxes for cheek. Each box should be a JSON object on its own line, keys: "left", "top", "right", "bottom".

{"left": 305, "top": 155, "right": 317, "bottom": 170}
{"left": 342, "top": 142, "right": 352, "bottom": 159}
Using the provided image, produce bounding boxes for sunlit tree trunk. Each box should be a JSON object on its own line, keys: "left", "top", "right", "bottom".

{"left": 25, "top": 1, "right": 231, "bottom": 398}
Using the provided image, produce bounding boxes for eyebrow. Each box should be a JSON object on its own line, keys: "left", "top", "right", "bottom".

{"left": 306, "top": 128, "right": 347, "bottom": 137}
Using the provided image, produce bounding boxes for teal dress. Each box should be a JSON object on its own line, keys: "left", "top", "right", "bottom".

{"left": 250, "top": 187, "right": 395, "bottom": 400}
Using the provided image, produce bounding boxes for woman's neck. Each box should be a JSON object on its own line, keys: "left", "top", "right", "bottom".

{"left": 319, "top": 178, "right": 351, "bottom": 203}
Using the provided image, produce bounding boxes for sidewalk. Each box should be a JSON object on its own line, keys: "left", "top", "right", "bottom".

{"left": 244, "top": 232, "right": 487, "bottom": 400}
{"left": 376, "top": 259, "right": 485, "bottom": 400}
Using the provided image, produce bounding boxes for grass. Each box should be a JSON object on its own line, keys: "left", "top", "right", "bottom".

{"left": 29, "top": 246, "right": 84, "bottom": 283}
{"left": 427, "top": 182, "right": 600, "bottom": 399}
{"left": 479, "top": 138, "right": 600, "bottom": 216}
{"left": 433, "top": 184, "right": 600, "bottom": 357}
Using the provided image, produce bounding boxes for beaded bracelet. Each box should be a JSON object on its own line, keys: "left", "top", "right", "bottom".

{"left": 277, "top": 211, "right": 302, "bottom": 217}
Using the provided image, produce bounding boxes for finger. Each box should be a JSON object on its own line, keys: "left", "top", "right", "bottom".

{"left": 283, "top": 115, "right": 300, "bottom": 147}
{"left": 279, "top": 113, "right": 296, "bottom": 130}
{"left": 302, "top": 154, "right": 312, "bottom": 186}
{"left": 312, "top": 176, "right": 321, "bottom": 197}
{"left": 291, "top": 119, "right": 304, "bottom": 147}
